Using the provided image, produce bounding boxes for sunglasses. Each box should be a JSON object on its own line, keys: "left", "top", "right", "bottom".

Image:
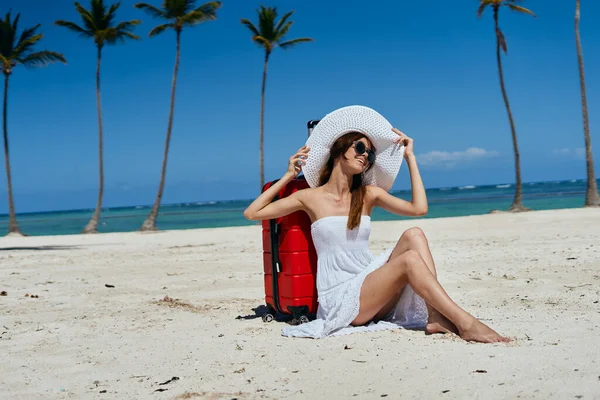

{"left": 352, "top": 141, "right": 376, "bottom": 164}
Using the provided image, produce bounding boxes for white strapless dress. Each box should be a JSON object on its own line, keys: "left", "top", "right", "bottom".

{"left": 282, "top": 215, "right": 428, "bottom": 339}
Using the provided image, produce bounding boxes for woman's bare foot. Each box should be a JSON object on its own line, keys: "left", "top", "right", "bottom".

{"left": 458, "top": 317, "right": 510, "bottom": 343}
{"left": 425, "top": 309, "right": 458, "bottom": 335}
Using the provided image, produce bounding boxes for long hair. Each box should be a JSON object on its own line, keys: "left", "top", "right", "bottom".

{"left": 317, "top": 132, "right": 375, "bottom": 230}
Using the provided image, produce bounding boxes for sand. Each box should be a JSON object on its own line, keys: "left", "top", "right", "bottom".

{"left": 1, "top": 208, "right": 599, "bottom": 399}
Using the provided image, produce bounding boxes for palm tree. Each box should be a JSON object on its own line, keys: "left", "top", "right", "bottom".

{"left": 477, "top": 0, "right": 535, "bottom": 212}
{"left": 0, "top": 12, "right": 66, "bottom": 236}
{"left": 134, "top": 0, "right": 221, "bottom": 232}
{"left": 55, "top": 0, "right": 141, "bottom": 233}
{"left": 574, "top": 0, "right": 600, "bottom": 207}
{"left": 241, "top": 6, "right": 313, "bottom": 190}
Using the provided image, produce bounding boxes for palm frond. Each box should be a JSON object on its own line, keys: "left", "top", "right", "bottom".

{"left": 90, "top": 0, "right": 107, "bottom": 18}
{"left": 275, "top": 21, "right": 293, "bottom": 41}
{"left": 74, "top": 1, "right": 98, "bottom": 32}
{"left": 0, "top": 14, "right": 17, "bottom": 56}
{"left": 149, "top": 23, "right": 174, "bottom": 37}
{"left": 505, "top": 4, "right": 536, "bottom": 17}
{"left": 133, "top": 2, "right": 167, "bottom": 19}
{"left": 0, "top": 53, "right": 10, "bottom": 69}
{"left": 180, "top": 11, "right": 213, "bottom": 27}
{"left": 193, "top": 1, "right": 222, "bottom": 17}
{"left": 252, "top": 35, "right": 271, "bottom": 51}
{"left": 10, "top": 12, "right": 20, "bottom": 31}
{"left": 18, "top": 50, "right": 66, "bottom": 67}
{"left": 240, "top": 19, "right": 259, "bottom": 36}
{"left": 180, "top": 2, "right": 221, "bottom": 27}
{"left": 53, "top": 20, "right": 93, "bottom": 38}
{"left": 476, "top": 3, "right": 489, "bottom": 18}
{"left": 278, "top": 37, "right": 313, "bottom": 50}
{"left": 13, "top": 25, "right": 41, "bottom": 55}
{"left": 165, "top": 0, "right": 191, "bottom": 18}
{"left": 107, "top": 2, "right": 121, "bottom": 16}
{"left": 90, "top": 0, "right": 112, "bottom": 28}
{"left": 105, "top": 29, "right": 140, "bottom": 44}
{"left": 274, "top": 10, "right": 293, "bottom": 34}
{"left": 115, "top": 20, "right": 142, "bottom": 32}
{"left": 118, "top": 31, "right": 140, "bottom": 41}
{"left": 103, "top": 3, "right": 121, "bottom": 29}
{"left": 257, "top": 6, "right": 276, "bottom": 40}
{"left": 13, "top": 33, "right": 43, "bottom": 58}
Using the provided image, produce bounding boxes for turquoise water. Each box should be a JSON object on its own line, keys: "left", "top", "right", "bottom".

{"left": 0, "top": 179, "right": 596, "bottom": 236}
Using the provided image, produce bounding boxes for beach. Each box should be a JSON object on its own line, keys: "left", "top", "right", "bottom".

{"left": 1, "top": 207, "right": 599, "bottom": 399}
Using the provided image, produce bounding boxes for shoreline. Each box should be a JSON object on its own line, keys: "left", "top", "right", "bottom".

{"left": 0, "top": 206, "right": 595, "bottom": 240}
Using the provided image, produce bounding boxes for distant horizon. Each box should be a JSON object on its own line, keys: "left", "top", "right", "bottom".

{"left": 1, "top": 175, "right": 595, "bottom": 217}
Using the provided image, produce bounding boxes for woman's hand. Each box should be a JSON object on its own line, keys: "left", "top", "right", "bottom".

{"left": 378, "top": 128, "right": 427, "bottom": 216}
{"left": 392, "top": 128, "right": 414, "bottom": 160}
{"left": 244, "top": 144, "right": 310, "bottom": 221}
{"left": 285, "top": 145, "right": 310, "bottom": 179}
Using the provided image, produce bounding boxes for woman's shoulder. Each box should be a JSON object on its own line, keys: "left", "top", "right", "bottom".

{"left": 292, "top": 185, "right": 320, "bottom": 200}
{"left": 365, "top": 184, "right": 386, "bottom": 197}
{"left": 364, "top": 185, "right": 390, "bottom": 207}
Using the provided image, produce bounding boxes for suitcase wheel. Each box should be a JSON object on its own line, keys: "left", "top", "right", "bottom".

{"left": 262, "top": 313, "right": 274, "bottom": 323}
{"left": 298, "top": 315, "right": 309, "bottom": 324}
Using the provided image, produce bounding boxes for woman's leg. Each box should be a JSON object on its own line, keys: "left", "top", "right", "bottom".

{"left": 352, "top": 248, "right": 509, "bottom": 343}
{"left": 372, "top": 227, "right": 457, "bottom": 334}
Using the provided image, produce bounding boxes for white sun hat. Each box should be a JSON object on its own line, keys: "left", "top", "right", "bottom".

{"left": 302, "top": 105, "right": 405, "bottom": 191}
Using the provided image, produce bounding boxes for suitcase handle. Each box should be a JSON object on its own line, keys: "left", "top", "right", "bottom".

{"left": 307, "top": 119, "right": 320, "bottom": 137}
{"left": 269, "top": 218, "right": 283, "bottom": 313}
{"left": 273, "top": 222, "right": 281, "bottom": 273}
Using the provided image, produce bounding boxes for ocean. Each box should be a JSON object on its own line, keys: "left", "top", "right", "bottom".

{"left": 0, "top": 179, "right": 597, "bottom": 236}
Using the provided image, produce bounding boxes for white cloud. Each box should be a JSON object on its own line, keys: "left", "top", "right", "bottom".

{"left": 417, "top": 147, "right": 500, "bottom": 168}
{"left": 553, "top": 148, "right": 585, "bottom": 159}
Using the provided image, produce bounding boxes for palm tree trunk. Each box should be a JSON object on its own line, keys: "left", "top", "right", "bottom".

{"left": 259, "top": 51, "right": 270, "bottom": 190}
{"left": 82, "top": 46, "right": 105, "bottom": 233}
{"left": 140, "top": 30, "right": 181, "bottom": 231}
{"left": 2, "top": 73, "right": 22, "bottom": 236}
{"left": 575, "top": 0, "right": 600, "bottom": 207}
{"left": 494, "top": 8, "right": 528, "bottom": 212}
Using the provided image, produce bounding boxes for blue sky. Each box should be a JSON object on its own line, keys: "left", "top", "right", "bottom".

{"left": 1, "top": 0, "right": 599, "bottom": 213}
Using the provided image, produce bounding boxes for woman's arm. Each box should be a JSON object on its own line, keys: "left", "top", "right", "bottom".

{"left": 372, "top": 129, "right": 428, "bottom": 217}
{"left": 243, "top": 145, "right": 310, "bottom": 221}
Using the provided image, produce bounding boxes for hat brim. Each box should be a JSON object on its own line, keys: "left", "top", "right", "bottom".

{"left": 302, "top": 105, "right": 404, "bottom": 191}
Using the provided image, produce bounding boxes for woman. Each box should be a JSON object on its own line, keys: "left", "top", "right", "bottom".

{"left": 244, "top": 106, "right": 509, "bottom": 343}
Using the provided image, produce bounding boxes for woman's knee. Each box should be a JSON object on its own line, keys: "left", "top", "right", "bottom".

{"left": 394, "top": 249, "right": 422, "bottom": 272}
{"left": 400, "top": 227, "right": 427, "bottom": 243}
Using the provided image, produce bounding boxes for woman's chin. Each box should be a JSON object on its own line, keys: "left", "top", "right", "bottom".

{"left": 353, "top": 162, "right": 367, "bottom": 173}
{"left": 341, "top": 162, "right": 366, "bottom": 176}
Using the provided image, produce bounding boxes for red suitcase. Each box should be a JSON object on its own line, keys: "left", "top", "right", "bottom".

{"left": 260, "top": 120, "right": 321, "bottom": 324}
